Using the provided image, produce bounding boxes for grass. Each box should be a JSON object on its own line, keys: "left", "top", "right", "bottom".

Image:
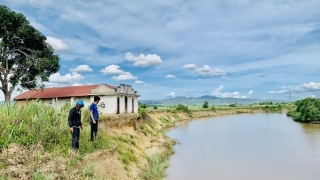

{"left": 81, "top": 163, "right": 95, "bottom": 178}
{"left": 0, "top": 101, "right": 115, "bottom": 157}
{"left": 140, "top": 153, "right": 169, "bottom": 180}
{"left": 158, "top": 117, "right": 171, "bottom": 126}
{"left": 0, "top": 100, "right": 122, "bottom": 179}
{"left": 117, "top": 143, "right": 138, "bottom": 165}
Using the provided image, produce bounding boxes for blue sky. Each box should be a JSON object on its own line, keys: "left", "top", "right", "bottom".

{"left": 2, "top": 0, "right": 320, "bottom": 101}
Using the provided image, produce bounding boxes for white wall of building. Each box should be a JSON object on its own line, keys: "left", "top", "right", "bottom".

{"left": 98, "top": 96, "right": 117, "bottom": 114}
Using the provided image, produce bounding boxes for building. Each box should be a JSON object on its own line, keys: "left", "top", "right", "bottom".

{"left": 13, "top": 84, "right": 140, "bottom": 116}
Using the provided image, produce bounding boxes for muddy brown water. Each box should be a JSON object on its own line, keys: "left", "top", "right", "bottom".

{"left": 165, "top": 113, "right": 320, "bottom": 180}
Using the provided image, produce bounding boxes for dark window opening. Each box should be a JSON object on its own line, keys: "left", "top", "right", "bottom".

{"left": 117, "top": 97, "right": 120, "bottom": 114}
{"left": 125, "top": 96, "right": 128, "bottom": 113}
{"left": 132, "top": 98, "right": 134, "bottom": 113}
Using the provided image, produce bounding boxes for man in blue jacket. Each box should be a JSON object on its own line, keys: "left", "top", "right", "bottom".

{"left": 90, "top": 96, "right": 100, "bottom": 141}
{"left": 68, "top": 100, "right": 84, "bottom": 151}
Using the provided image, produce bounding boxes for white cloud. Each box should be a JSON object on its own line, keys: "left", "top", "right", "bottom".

{"left": 135, "top": 80, "right": 144, "bottom": 84}
{"left": 248, "top": 90, "right": 253, "bottom": 97}
{"left": 100, "top": 65, "right": 129, "bottom": 75}
{"left": 269, "top": 82, "right": 320, "bottom": 94}
{"left": 182, "top": 64, "right": 197, "bottom": 70}
{"left": 294, "top": 82, "right": 320, "bottom": 92}
{"left": 70, "top": 65, "right": 93, "bottom": 72}
{"left": 166, "top": 74, "right": 176, "bottom": 78}
{"left": 211, "top": 85, "right": 247, "bottom": 98}
{"left": 98, "top": 64, "right": 139, "bottom": 81}
{"left": 44, "top": 82, "right": 60, "bottom": 87}
{"left": 126, "top": 52, "right": 162, "bottom": 67}
{"left": 165, "top": 92, "right": 176, "bottom": 98}
{"left": 182, "top": 64, "right": 226, "bottom": 76}
{"left": 211, "top": 85, "right": 224, "bottom": 95}
{"left": 220, "top": 92, "right": 247, "bottom": 99}
{"left": 268, "top": 90, "right": 288, "bottom": 94}
{"left": 49, "top": 72, "right": 84, "bottom": 83}
{"left": 112, "top": 74, "right": 138, "bottom": 81}
{"left": 46, "top": 36, "right": 69, "bottom": 52}
{"left": 222, "top": 76, "right": 231, "bottom": 80}
{"left": 72, "top": 83, "right": 83, "bottom": 86}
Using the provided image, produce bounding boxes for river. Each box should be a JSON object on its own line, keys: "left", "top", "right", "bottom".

{"left": 165, "top": 113, "right": 320, "bottom": 180}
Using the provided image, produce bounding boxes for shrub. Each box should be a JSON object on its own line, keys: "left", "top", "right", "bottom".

{"left": 176, "top": 104, "right": 188, "bottom": 112}
{"left": 202, "top": 101, "right": 209, "bottom": 108}
{"left": 140, "top": 104, "right": 147, "bottom": 108}
{"left": 138, "top": 107, "right": 147, "bottom": 119}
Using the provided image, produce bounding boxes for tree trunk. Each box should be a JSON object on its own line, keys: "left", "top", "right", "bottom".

{"left": 1, "top": 78, "right": 11, "bottom": 103}
{"left": 4, "top": 91, "right": 11, "bottom": 103}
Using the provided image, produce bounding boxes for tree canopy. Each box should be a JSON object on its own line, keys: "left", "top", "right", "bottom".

{"left": 287, "top": 97, "right": 320, "bottom": 123}
{"left": 0, "top": 5, "right": 60, "bottom": 103}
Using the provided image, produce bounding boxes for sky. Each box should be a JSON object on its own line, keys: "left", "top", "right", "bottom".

{"left": 1, "top": 0, "right": 320, "bottom": 101}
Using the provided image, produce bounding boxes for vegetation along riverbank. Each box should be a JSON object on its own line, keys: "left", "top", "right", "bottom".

{"left": 0, "top": 101, "right": 296, "bottom": 179}
{"left": 287, "top": 97, "right": 320, "bottom": 123}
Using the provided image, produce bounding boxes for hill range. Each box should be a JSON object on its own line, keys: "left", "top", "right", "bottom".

{"left": 139, "top": 95, "right": 286, "bottom": 106}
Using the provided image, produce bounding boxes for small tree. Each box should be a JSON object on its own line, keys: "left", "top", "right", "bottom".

{"left": 0, "top": 6, "right": 60, "bottom": 103}
{"left": 203, "top": 100, "right": 209, "bottom": 108}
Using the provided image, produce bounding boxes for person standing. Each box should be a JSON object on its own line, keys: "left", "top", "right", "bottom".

{"left": 68, "top": 100, "right": 84, "bottom": 151}
{"left": 90, "top": 96, "right": 100, "bottom": 141}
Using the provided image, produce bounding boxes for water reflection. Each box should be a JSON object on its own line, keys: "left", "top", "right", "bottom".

{"left": 300, "top": 123, "right": 320, "bottom": 158}
{"left": 165, "top": 113, "right": 320, "bottom": 180}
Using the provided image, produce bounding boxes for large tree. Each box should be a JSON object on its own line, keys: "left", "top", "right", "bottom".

{"left": 0, "top": 5, "right": 60, "bottom": 103}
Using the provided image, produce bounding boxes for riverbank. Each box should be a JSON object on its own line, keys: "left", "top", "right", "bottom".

{"left": 0, "top": 105, "right": 282, "bottom": 179}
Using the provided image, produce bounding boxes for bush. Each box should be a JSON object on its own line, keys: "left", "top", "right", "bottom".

{"left": 138, "top": 107, "right": 147, "bottom": 119}
{"left": 287, "top": 97, "right": 320, "bottom": 123}
{"left": 202, "top": 101, "right": 209, "bottom": 108}
{"left": 176, "top": 104, "right": 188, "bottom": 112}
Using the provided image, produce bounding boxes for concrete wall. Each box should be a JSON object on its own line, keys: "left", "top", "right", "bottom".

{"left": 117, "top": 96, "right": 137, "bottom": 114}
{"left": 96, "top": 95, "right": 117, "bottom": 115}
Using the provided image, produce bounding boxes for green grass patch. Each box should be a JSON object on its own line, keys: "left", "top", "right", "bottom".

{"left": 140, "top": 153, "right": 169, "bottom": 180}
{"left": 158, "top": 117, "right": 171, "bottom": 126}
{"left": 117, "top": 144, "right": 138, "bottom": 165}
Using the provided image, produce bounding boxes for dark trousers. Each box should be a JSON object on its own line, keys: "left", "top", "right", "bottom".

{"left": 90, "top": 121, "right": 98, "bottom": 141}
{"left": 71, "top": 127, "right": 80, "bottom": 150}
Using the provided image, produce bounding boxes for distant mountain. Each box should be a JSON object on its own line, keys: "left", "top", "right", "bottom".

{"left": 139, "top": 95, "right": 286, "bottom": 106}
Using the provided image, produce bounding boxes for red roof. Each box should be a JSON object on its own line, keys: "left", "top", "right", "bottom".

{"left": 14, "top": 84, "right": 116, "bottom": 100}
